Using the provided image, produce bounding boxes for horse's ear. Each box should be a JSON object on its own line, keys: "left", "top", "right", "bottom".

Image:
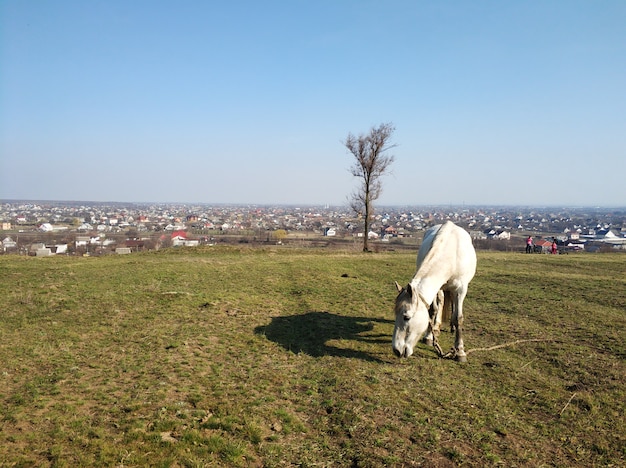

{"left": 394, "top": 281, "right": 402, "bottom": 292}
{"left": 405, "top": 283, "right": 413, "bottom": 298}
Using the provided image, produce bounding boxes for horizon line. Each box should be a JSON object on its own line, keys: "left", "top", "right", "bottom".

{"left": 1, "top": 199, "right": 625, "bottom": 211}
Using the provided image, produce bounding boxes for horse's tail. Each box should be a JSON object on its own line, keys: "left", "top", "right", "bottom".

{"left": 442, "top": 290, "right": 453, "bottom": 325}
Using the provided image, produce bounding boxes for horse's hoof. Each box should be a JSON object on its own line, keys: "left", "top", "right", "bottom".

{"left": 455, "top": 354, "right": 467, "bottom": 363}
{"left": 422, "top": 337, "right": 433, "bottom": 346}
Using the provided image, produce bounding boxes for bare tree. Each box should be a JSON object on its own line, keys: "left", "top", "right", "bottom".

{"left": 344, "top": 122, "right": 396, "bottom": 252}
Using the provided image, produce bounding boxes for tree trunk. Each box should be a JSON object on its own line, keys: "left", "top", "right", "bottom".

{"left": 363, "top": 190, "right": 370, "bottom": 252}
{"left": 363, "top": 213, "right": 369, "bottom": 251}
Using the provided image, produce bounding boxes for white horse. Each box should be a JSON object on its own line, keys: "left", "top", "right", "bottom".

{"left": 392, "top": 221, "right": 476, "bottom": 361}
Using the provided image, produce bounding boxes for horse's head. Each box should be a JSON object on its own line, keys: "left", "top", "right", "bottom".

{"left": 392, "top": 282, "right": 430, "bottom": 358}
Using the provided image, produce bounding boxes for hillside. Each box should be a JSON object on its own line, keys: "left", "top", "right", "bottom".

{"left": 1, "top": 247, "right": 624, "bottom": 466}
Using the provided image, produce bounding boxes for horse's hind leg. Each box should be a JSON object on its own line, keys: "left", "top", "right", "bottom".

{"left": 443, "top": 290, "right": 455, "bottom": 333}
{"left": 452, "top": 288, "right": 468, "bottom": 362}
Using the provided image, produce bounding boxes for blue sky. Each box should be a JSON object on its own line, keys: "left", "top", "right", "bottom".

{"left": 1, "top": 1, "right": 625, "bottom": 207}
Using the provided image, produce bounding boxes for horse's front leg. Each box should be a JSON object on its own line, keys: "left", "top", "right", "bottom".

{"left": 422, "top": 290, "right": 443, "bottom": 347}
{"left": 425, "top": 318, "right": 445, "bottom": 357}
{"left": 452, "top": 289, "right": 468, "bottom": 362}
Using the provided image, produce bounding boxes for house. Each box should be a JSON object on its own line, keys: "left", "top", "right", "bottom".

{"left": 495, "top": 231, "right": 510, "bottom": 240}
{"left": 171, "top": 231, "right": 199, "bottom": 247}
{"left": 383, "top": 226, "right": 398, "bottom": 239}
{"left": 125, "top": 239, "right": 146, "bottom": 252}
{"left": 36, "top": 247, "right": 53, "bottom": 257}
{"left": 49, "top": 244, "right": 68, "bottom": 255}
{"left": 484, "top": 229, "right": 511, "bottom": 240}
{"left": 384, "top": 226, "right": 398, "bottom": 237}
{"left": 470, "top": 231, "right": 487, "bottom": 240}
{"left": 29, "top": 243, "right": 46, "bottom": 254}
{"left": 595, "top": 229, "right": 618, "bottom": 240}
{"left": 1, "top": 222, "right": 11, "bottom": 230}
{"left": 534, "top": 239, "right": 553, "bottom": 253}
{"left": 76, "top": 236, "right": 90, "bottom": 248}
{"left": 565, "top": 241, "right": 585, "bottom": 251}
{"left": 171, "top": 230, "right": 188, "bottom": 247}
{"left": 1, "top": 236, "right": 17, "bottom": 252}
{"left": 595, "top": 229, "right": 626, "bottom": 248}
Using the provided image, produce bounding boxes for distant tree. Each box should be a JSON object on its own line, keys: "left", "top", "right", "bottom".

{"left": 343, "top": 122, "right": 396, "bottom": 252}
{"left": 273, "top": 229, "right": 287, "bottom": 243}
{"left": 158, "top": 235, "right": 172, "bottom": 250}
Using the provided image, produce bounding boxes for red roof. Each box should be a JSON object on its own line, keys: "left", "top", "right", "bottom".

{"left": 171, "top": 230, "right": 188, "bottom": 239}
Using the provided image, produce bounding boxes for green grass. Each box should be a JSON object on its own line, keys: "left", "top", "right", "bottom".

{"left": 1, "top": 247, "right": 625, "bottom": 466}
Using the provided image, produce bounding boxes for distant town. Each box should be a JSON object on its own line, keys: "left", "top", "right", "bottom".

{"left": 1, "top": 200, "right": 625, "bottom": 256}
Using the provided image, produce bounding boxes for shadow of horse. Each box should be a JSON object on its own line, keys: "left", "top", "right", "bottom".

{"left": 254, "top": 311, "right": 394, "bottom": 362}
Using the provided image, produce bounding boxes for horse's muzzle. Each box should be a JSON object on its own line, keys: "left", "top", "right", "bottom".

{"left": 393, "top": 345, "right": 412, "bottom": 358}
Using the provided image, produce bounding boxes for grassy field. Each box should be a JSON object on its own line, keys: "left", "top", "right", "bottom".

{"left": 1, "top": 247, "right": 625, "bottom": 467}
